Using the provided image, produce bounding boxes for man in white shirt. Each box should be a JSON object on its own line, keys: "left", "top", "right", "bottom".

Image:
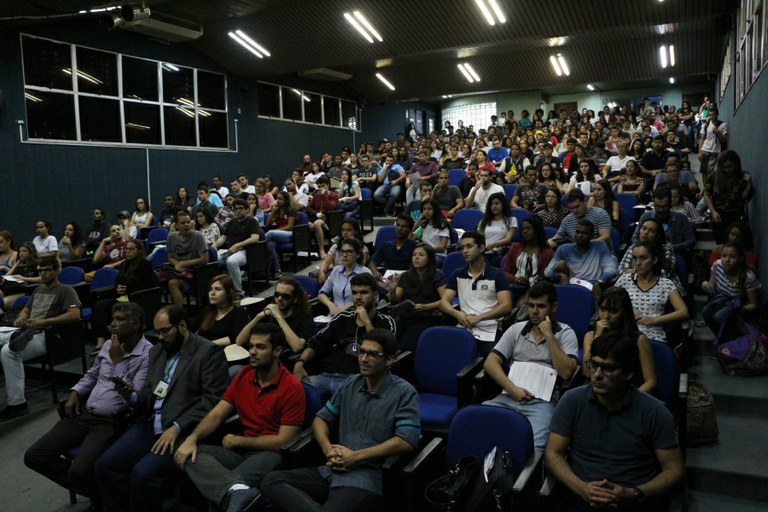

{"left": 698, "top": 105, "right": 728, "bottom": 176}
{"left": 465, "top": 168, "right": 504, "bottom": 213}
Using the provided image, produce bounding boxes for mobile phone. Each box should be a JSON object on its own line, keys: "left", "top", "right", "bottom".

{"left": 110, "top": 376, "right": 130, "bottom": 388}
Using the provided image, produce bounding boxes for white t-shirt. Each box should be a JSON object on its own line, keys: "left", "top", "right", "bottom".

{"left": 422, "top": 224, "right": 450, "bottom": 256}
{"left": 700, "top": 120, "right": 728, "bottom": 153}
{"left": 33, "top": 235, "right": 58, "bottom": 254}
{"left": 484, "top": 217, "right": 518, "bottom": 251}
{"left": 604, "top": 155, "right": 635, "bottom": 174}
{"left": 473, "top": 183, "right": 505, "bottom": 213}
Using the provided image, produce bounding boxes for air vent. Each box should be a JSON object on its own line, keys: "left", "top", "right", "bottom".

{"left": 299, "top": 68, "right": 353, "bottom": 81}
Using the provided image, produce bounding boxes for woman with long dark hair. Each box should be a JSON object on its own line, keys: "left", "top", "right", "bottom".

{"left": 337, "top": 168, "right": 361, "bottom": 220}
{"left": 176, "top": 186, "right": 195, "bottom": 214}
{"left": 193, "top": 274, "right": 250, "bottom": 347}
{"left": 478, "top": 192, "right": 517, "bottom": 267}
{"left": 536, "top": 187, "right": 568, "bottom": 228}
{"left": 264, "top": 191, "right": 298, "bottom": 278}
{"left": 587, "top": 179, "right": 620, "bottom": 228}
{"left": 130, "top": 197, "right": 154, "bottom": 229}
{"left": 703, "top": 150, "right": 755, "bottom": 244}
{"left": 413, "top": 198, "right": 451, "bottom": 265}
{"left": 502, "top": 216, "right": 554, "bottom": 315}
{"left": 58, "top": 222, "right": 85, "bottom": 261}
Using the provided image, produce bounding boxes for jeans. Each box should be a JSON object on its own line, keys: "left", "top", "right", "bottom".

{"left": 373, "top": 184, "right": 401, "bottom": 215}
{"left": 94, "top": 420, "right": 182, "bottom": 512}
{"left": 307, "top": 373, "right": 352, "bottom": 402}
{"left": 218, "top": 248, "right": 247, "bottom": 294}
{"left": 702, "top": 295, "right": 738, "bottom": 340}
{"left": 405, "top": 184, "right": 421, "bottom": 205}
{"left": 262, "top": 467, "right": 381, "bottom": 512}
{"left": 185, "top": 444, "right": 281, "bottom": 505}
{"left": 265, "top": 229, "right": 294, "bottom": 273}
{"left": 482, "top": 395, "right": 555, "bottom": 451}
{"left": 0, "top": 330, "right": 47, "bottom": 405}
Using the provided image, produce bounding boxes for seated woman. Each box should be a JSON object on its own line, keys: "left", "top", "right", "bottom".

{"left": 614, "top": 242, "right": 688, "bottom": 343}
{"left": 255, "top": 178, "right": 276, "bottom": 215}
{"left": 536, "top": 187, "right": 568, "bottom": 228}
{"left": 388, "top": 243, "right": 446, "bottom": 351}
{"left": 0, "top": 242, "right": 40, "bottom": 309}
{"left": 708, "top": 221, "right": 757, "bottom": 268}
{"left": 32, "top": 219, "right": 58, "bottom": 258}
{"left": 478, "top": 192, "right": 517, "bottom": 268}
{"left": 264, "top": 191, "right": 298, "bottom": 278}
{"left": 93, "top": 239, "right": 157, "bottom": 350}
{"left": 0, "top": 230, "right": 18, "bottom": 274}
{"left": 587, "top": 179, "right": 620, "bottom": 229}
{"left": 195, "top": 208, "right": 221, "bottom": 247}
{"left": 262, "top": 175, "right": 280, "bottom": 198}
{"left": 236, "top": 276, "right": 315, "bottom": 369}
{"left": 702, "top": 242, "right": 761, "bottom": 341}
{"left": 58, "top": 222, "right": 85, "bottom": 261}
{"left": 317, "top": 220, "right": 369, "bottom": 285}
{"left": 539, "top": 162, "right": 565, "bottom": 195}
{"left": 616, "top": 159, "right": 646, "bottom": 198}
{"left": 502, "top": 216, "right": 554, "bottom": 317}
{"left": 667, "top": 180, "right": 703, "bottom": 227}
{"left": 566, "top": 159, "right": 599, "bottom": 195}
{"left": 583, "top": 286, "right": 657, "bottom": 393}
{"left": 130, "top": 196, "right": 154, "bottom": 230}
{"left": 307, "top": 176, "right": 339, "bottom": 261}
{"left": 317, "top": 237, "right": 371, "bottom": 317}
{"left": 337, "top": 168, "right": 361, "bottom": 220}
{"left": 413, "top": 198, "right": 450, "bottom": 265}
{"left": 192, "top": 274, "right": 250, "bottom": 347}
{"left": 619, "top": 218, "right": 683, "bottom": 295}
{"left": 176, "top": 186, "right": 195, "bottom": 214}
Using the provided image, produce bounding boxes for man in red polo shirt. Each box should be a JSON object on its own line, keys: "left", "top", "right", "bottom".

{"left": 174, "top": 323, "right": 305, "bottom": 512}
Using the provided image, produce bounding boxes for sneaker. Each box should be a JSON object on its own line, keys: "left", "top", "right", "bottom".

{"left": 0, "top": 402, "right": 29, "bottom": 422}
{"left": 222, "top": 487, "right": 262, "bottom": 512}
{"left": 9, "top": 329, "right": 38, "bottom": 352}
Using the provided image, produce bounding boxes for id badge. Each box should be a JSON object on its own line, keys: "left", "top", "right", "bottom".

{"left": 153, "top": 380, "right": 170, "bottom": 398}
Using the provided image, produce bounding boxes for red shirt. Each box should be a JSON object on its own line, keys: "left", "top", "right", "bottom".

{"left": 223, "top": 364, "right": 305, "bottom": 438}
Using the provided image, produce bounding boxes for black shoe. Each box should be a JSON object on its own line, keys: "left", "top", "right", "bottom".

{"left": 9, "top": 329, "right": 37, "bottom": 352}
{"left": 223, "top": 488, "right": 262, "bottom": 512}
{"left": 0, "top": 402, "right": 29, "bottom": 421}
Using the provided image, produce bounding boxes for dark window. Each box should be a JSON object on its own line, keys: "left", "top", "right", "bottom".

{"left": 342, "top": 100, "right": 358, "bottom": 130}
{"left": 76, "top": 46, "right": 118, "bottom": 96}
{"left": 79, "top": 97, "right": 121, "bottom": 142}
{"left": 164, "top": 106, "right": 196, "bottom": 146}
{"left": 162, "top": 65, "right": 194, "bottom": 105}
{"left": 197, "top": 71, "right": 226, "bottom": 110}
{"left": 25, "top": 91, "right": 76, "bottom": 140}
{"left": 22, "top": 36, "right": 73, "bottom": 90}
{"left": 324, "top": 97, "right": 340, "bottom": 127}
{"left": 123, "top": 57, "right": 159, "bottom": 101}
{"left": 304, "top": 92, "right": 322, "bottom": 124}
{"left": 283, "top": 88, "right": 303, "bottom": 121}
{"left": 199, "top": 111, "right": 228, "bottom": 148}
{"left": 125, "top": 103, "right": 161, "bottom": 145}
{"left": 258, "top": 83, "right": 280, "bottom": 117}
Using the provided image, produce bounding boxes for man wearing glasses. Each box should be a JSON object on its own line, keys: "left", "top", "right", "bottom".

{"left": 213, "top": 198, "right": 262, "bottom": 300}
{"left": 547, "top": 189, "right": 612, "bottom": 250}
{"left": 263, "top": 328, "right": 420, "bottom": 512}
{"left": 0, "top": 257, "right": 81, "bottom": 421}
{"left": 293, "top": 274, "right": 396, "bottom": 401}
{"left": 95, "top": 306, "right": 229, "bottom": 512}
{"left": 545, "top": 332, "right": 684, "bottom": 511}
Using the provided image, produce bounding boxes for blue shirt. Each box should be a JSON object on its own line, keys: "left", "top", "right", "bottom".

{"left": 319, "top": 264, "right": 372, "bottom": 307}
{"left": 544, "top": 241, "right": 618, "bottom": 283}
{"left": 371, "top": 239, "right": 417, "bottom": 271}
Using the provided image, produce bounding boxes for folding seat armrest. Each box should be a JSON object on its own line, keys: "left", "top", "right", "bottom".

{"left": 281, "top": 427, "right": 316, "bottom": 455}
{"left": 457, "top": 356, "right": 485, "bottom": 407}
{"left": 402, "top": 436, "right": 443, "bottom": 475}
{"left": 539, "top": 471, "right": 557, "bottom": 497}
{"left": 513, "top": 450, "right": 544, "bottom": 492}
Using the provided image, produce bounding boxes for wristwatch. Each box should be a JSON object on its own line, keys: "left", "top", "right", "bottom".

{"left": 632, "top": 486, "right": 645, "bottom": 503}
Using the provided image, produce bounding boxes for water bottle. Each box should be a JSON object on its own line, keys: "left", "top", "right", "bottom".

{"left": 255, "top": 208, "right": 264, "bottom": 225}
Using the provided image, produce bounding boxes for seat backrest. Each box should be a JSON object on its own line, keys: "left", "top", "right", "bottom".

{"left": 452, "top": 209, "right": 484, "bottom": 232}
{"left": 415, "top": 327, "right": 477, "bottom": 395}
{"left": 553, "top": 284, "right": 595, "bottom": 343}
{"left": 503, "top": 184, "right": 517, "bottom": 203}
{"left": 374, "top": 226, "right": 396, "bottom": 247}
{"left": 301, "top": 381, "right": 323, "bottom": 428}
{"left": 58, "top": 266, "right": 85, "bottom": 285}
{"left": 207, "top": 246, "right": 218, "bottom": 263}
{"left": 146, "top": 227, "right": 169, "bottom": 244}
{"left": 13, "top": 295, "right": 30, "bottom": 310}
{"left": 649, "top": 340, "right": 680, "bottom": 412}
{"left": 90, "top": 268, "right": 118, "bottom": 290}
{"left": 151, "top": 247, "right": 169, "bottom": 267}
{"left": 448, "top": 168, "right": 465, "bottom": 187}
{"left": 544, "top": 226, "right": 558, "bottom": 239}
{"left": 441, "top": 251, "right": 466, "bottom": 281}
{"left": 511, "top": 208, "right": 533, "bottom": 242}
{"left": 610, "top": 227, "right": 622, "bottom": 256}
{"left": 293, "top": 274, "right": 319, "bottom": 299}
{"left": 297, "top": 211, "right": 309, "bottom": 224}
{"left": 446, "top": 405, "right": 534, "bottom": 477}
{"left": 360, "top": 187, "right": 372, "bottom": 200}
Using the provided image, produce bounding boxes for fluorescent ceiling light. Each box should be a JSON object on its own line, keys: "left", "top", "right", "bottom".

{"left": 549, "top": 54, "right": 569, "bottom": 76}
{"left": 229, "top": 30, "right": 271, "bottom": 58}
{"left": 375, "top": 73, "right": 396, "bottom": 91}
{"left": 659, "top": 45, "right": 667, "bottom": 68}
{"left": 659, "top": 45, "right": 674, "bottom": 68}
{"left": 229, "top": 32, "right": 262, "bottom": 58}
{"left": 344, "top": 11, "right": 382, "bottom": 43}
{"left": 669, "top": 77, "right": 676, "bottom": 84}
{"left": 549, "top": 56, "right": 562, "bottom": 76}
{"left": 586, "top": 84, "right": 595, "bottom": 91}
{"left": 475, "top": 0, "right": 506, "bottom": 25}
{"left": 458, "top": 63, "right": 480, "bottom": 82}
{"left": 235, "top": 30, "right": 270, "bottom": 56}
{"left": 557, "top": 54, "right": 570, "bottom": 76}
{"left": 442, "top": 94, "right": 453, "bottom": 98}
{"left": 669, "top": 45, "right": 675, "bottom": 66}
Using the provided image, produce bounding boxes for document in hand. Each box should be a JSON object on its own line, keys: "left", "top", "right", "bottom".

{"left": 503, "top": 361, "right": 557, "bottom": 401}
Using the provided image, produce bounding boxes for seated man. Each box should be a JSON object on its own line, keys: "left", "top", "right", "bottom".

{"left": 262, "top": 329, "right": 420, "bottom": 512}
{"left": 212, "top": 199, "right": 261, "bottom": 300}
{"left": 440, "top": 231, "right": 512, "bottom": 356}
{"left": 85, "top": 208, "right": 110, "bottom": 255}
{"left": 631, "top": 186, "right": 695, "bottom": 253}
{"left": 214, "top": 194, "right": 236, "bottom": 229}
{"left": 0, "top": 257, "right": 81, "bottom": 420}
{"left": 293, "top": 274, "right": 396, "bottom": 400}
{"left": 405, "top": 149, "right": 439, "bottom": 204}
{"left": 174, "top": 324, "right": 305, "bottom": 512}
{"left": 95, "top": 306, "right": 229, "bottom": 512}
{"left": 367, "top": 215, "right": 417, "bottom": 282}
{"left": 93, "top": 224, "right": 128, "bottom": 269}
{"left": 512, "top": 165, "right": 549, "bottom": 212}
{"left": 653, "top": 160, "right": 699, "bottom": 199}
{"left": 354, "top": 154, "right": 380, "bottom": 191}
{"left": 404, "top": 179, "right": 433, "bottom": 220}
{"left": 192, "top": 185, "right": 220, "bottom": 220}
{"left": 465, "top": 167, "right": 504, "bottom": 213}
{"left": 159, "top": 194, "right": 182, "bottom": 229}
{"left": 373, "top": 154, "right": 406, "bottom": 216}
{"left": 284, "top": 178, "right": 308, "bottom": 212}
{"left": 165, "top": 211, "right": 209, "bottom": 307}
{"left": 432, "top": 169, "right": 464, "bottom": 220}
{"left": 483, "top": 281, "right": 577, "bottom": 451}
{"left": 547, "top": 189, "right": 612, "bottom": 249}
{"left": 24, "top": 303, "right": 152, "bottom": 501}
{"left": 545, "top": 219, "right": 618, "bottom": 298}
{"left": 545, "top": 332, "right": 684, "bottom": 511}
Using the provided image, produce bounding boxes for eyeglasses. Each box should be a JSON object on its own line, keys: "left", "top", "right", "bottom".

{"left": 358, "top": 348, "right": 385, "bottom": 360}
{"left": 273, "top": 291, "right": 294, "bottom": 301}
{"left": 338, "top": 249, "right": 357, "bottom": 255}
{"left": 585, "top": 359, "right": 621, "bottom": 376}
{"left": 155, "top": 325, "right": 177, "bottom": 338}
{"left": 37, "top": 267, "right": 55, "bottom": 273}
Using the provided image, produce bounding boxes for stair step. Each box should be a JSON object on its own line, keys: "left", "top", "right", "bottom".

{"left": 686, "top": 414, "right": 768, "bottom": 502}
{"left": 687, "top": 355, "right": 768, "bottom": 418}
{"left": 684, "top": 490, "right": 768, "bottom": 512}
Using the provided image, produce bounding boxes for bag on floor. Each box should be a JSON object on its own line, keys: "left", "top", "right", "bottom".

{"left": 717, "top": 318, "right": 768, "bottom": 376}
{"left": 463, "top": 447, "right": 517, "bottom": 512}
{"left": 685, "top": 381, "right": 719, "bottom": 446}
{"left": 425, "top": 455, "right": 478, "bottom": 512}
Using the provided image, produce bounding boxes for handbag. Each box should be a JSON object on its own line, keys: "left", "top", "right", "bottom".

{"left": 717, "top": 315, "right": 768, "bottom": 376}
{"left": 424, "top": 455, "right": 478, "bottom": 511}
{"left": 685, "top": 381, "right": 719, "bottom": 446}
{"left": 464, "top": 447, "right": 517, "bottom": 512}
